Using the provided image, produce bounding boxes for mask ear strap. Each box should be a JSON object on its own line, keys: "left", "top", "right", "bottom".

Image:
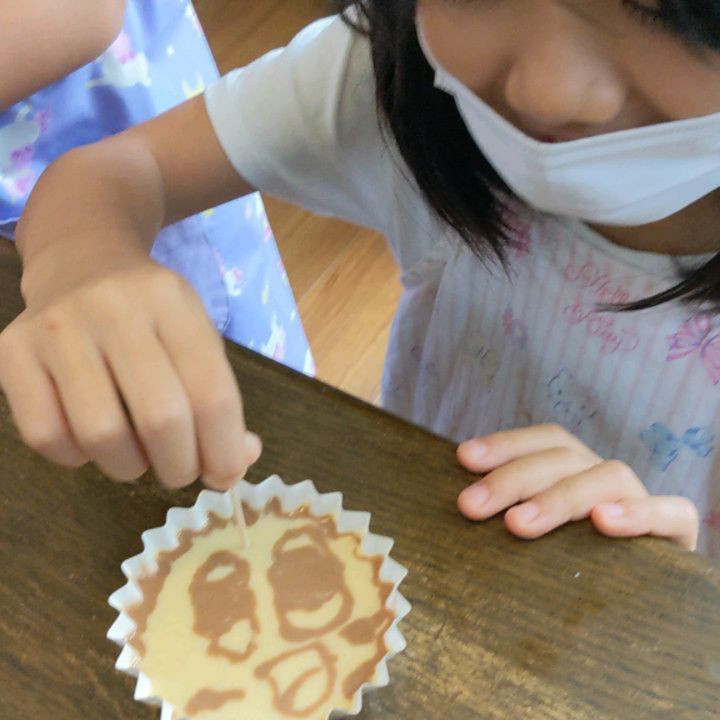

{"left": 415, "top": 18, "right": 466, "bottom": 95}
{"left": 415, "top": 19, "right": 442, "bottom": 71}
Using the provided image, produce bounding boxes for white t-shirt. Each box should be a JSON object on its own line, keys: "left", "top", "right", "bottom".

{"left": 206, "top": 15, "right": 720, "bottom": 559}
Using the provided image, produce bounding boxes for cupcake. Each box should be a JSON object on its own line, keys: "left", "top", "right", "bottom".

{"left": 108, "top": 476, "right": 410, "bottom": 719}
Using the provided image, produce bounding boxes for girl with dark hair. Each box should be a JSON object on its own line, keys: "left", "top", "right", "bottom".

{"left": 2, "top": 1, "right": 718, "bottom": 557}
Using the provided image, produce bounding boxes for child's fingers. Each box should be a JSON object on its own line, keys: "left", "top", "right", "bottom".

{"left": 157, "top": 304, "right": 255, "bottom": 490}
{"left": 103, "top": 324, "right": 200, "bottom": 488}
{"left": 458, "top": 423, "right": 598, "bottom": 473}
{"left": 41, "top": 326, "right": 149, "bottom": 482}
{"left": 190, "top": 360, "right": 250, "bottom": 491}
{"left": 592, "top": 496, "right": 699, "bottom": 551}
{"left": 5, "top": 265, "right": 257, "bottom": 489}
{"left": 243, "top": 431, "right": 263, "bottom": 467}
{"left": 0, "top": 328, "right": 88, "bottom": 467}
{"left": 457, "top": 446, "right": 601, "bottom": 520}
{"left": 503, "top": 459, "right": 647, "bottom": 539}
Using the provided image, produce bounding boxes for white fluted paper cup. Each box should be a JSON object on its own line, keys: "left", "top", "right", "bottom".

{"left": 108, "top": 475, "right": 410, "bottom": 720}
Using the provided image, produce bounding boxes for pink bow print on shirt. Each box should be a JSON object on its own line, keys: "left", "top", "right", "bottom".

{"left": 667, "top": 315, "right": 720, "bottom": 385}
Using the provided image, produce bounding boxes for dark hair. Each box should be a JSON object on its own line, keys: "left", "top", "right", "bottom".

{"left": 333, "top": 0, "right": 720, "bottom": 312}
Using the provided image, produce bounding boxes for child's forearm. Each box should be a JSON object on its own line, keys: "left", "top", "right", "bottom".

{"left": 17, "top": 95, "right": 254, "bottom": 304}
{"left": 0, "top": 0, "right": 127, "bottom": 110}
{"left": 16, "top": 137, "right": 166, "bottom": 304}
{"left": 3, "top": 96, "right": 258, "bottom": 489}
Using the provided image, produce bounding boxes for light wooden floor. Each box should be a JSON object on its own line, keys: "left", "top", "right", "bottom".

{"left": 194, "top": 0, "right": 402, "bottom": 404}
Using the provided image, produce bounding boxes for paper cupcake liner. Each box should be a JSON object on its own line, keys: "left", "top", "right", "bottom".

{"left": 108, "top": 475, "right": 411, "bottom": 720}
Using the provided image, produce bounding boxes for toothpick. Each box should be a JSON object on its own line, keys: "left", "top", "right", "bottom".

{"left": 232, "top": 482, "right": 250, "bottom": 549}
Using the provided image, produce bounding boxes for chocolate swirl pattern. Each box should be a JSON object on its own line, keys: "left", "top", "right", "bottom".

{"left": 124, "top": 498, "right": 397, "bottom": 719}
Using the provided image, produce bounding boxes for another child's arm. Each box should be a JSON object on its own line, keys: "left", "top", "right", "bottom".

{"left": 457, "top": 425, "right": 699, "bottom": 550}
{"left": 0, "top": 95, "right": 260, "bottom": 488}
{"left": 0, "top": 0, "right": 127, "bottom": 110}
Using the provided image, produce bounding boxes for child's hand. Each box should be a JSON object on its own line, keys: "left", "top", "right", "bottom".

{"left": 0, "top": 255, "right": 260, "bottom": 489}
{"left": 456, "top": 424, "right": 698, "bottom": 550}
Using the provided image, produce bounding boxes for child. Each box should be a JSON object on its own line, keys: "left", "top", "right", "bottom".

{"left": 1, "top": 0, "right": 716, "bottom": 558}
{"left": 0, "top": 1, "right": 311, "bottom": 368}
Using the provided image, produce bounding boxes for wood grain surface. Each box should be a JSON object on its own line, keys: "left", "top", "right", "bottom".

{"left": 1, "top": 239, "right": 719, "bottom": 719}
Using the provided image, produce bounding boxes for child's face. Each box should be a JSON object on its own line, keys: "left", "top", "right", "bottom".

{"left": 417, "top": 0, "right": 720, "bottom": 142}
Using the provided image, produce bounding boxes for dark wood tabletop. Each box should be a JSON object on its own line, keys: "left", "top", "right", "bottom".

{"left": 1, "top": 237, "right": 719, "bottom": 720}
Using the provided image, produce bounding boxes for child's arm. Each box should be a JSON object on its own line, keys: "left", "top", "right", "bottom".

{"left": 456, "top": 425, "right": 699, "bottom": 550}
{"left": 0, "top": 95, "right": 260, "bottom": 488}
{"left": 0, "top": 0, "right": 127, "bottom": 110}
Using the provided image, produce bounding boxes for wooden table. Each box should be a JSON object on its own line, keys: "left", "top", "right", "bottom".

{"left": 1, "top": 237, "right": 719, "bottom": 719}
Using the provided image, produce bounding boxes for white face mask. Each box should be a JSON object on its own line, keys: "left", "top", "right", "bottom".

{"left": 417, "top": 25, "right": 720, "bottom": 226}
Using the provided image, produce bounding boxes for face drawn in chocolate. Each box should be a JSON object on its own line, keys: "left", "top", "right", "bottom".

{"left": 189, "top": 550, "right": 259, "bottom": 663}
{"left": 128, "top": 503, "right": 397, "bottom": 720}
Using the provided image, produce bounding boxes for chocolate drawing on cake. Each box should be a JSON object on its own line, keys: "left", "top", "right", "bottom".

{"left": 125, "top": 499, "right": 396, "bottom": 719}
